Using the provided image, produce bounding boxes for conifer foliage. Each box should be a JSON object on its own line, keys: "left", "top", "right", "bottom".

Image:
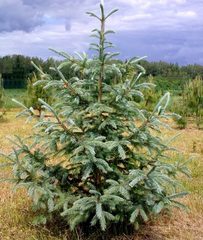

{"left": 142, "top": 74, "right": 162, "bottom": 111}
{"left": 0, "top": 73, "right": 5, "bottom": 119}
{"left": 1, "top": 3, "right": 189, "bottom": 234}
{"left": 24, "top": 71, "right": 53, "bottom": 116}
{"left": 183, "top": 76, "right": 203, "bottom": 128}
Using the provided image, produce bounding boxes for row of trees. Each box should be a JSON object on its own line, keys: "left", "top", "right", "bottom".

{"left": 0, "top": 54, "right": 203, "bottom": 91}
{"left": 0, "top": 55, "right": 57, "bottom": 88}
{"left": 141, "top": 61, "right": 203, "bottom": 78}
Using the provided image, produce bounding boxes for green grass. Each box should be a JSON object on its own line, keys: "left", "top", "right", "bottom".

{"left": 4, "top": 89, "right": 26, "bottom": 108}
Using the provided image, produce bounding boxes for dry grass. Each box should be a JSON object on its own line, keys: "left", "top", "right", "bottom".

{"left": 0, "top": 110, "right": 203, "bottom": 240}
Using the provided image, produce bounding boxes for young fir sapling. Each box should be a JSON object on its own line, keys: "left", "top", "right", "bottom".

{"left": 183, "top": 76, "right": 203, "bottom": 128}
{"left": 0, "top": 73, "right": 5, "bottom": 119}
{"left": 24, "top": 72, "right": 53, "bottom": 116}
{"left": 0, "top": 1, "right": 190, "bottom": 234}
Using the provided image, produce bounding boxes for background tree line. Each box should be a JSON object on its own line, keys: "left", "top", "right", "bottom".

{"left": 0, "top": 54, "right": 203, "bottom": 93}
{"left": 0, "top": 55, "right": 57, "bottom": 88}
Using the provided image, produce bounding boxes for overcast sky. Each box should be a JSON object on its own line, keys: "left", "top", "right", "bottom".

{"left": 0, "top": 0, "right": 202, "bottom": 65}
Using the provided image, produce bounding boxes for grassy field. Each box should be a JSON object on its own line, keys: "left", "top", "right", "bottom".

{"left": 4, "top": 89, "right": 26, "bottom": 108}
{"left": 0, "top": 110, "right": 203, "bottom": 240}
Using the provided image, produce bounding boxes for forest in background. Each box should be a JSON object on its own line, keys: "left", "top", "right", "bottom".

{"left": 0, "top": 54, "right": 203, "bottom": 94}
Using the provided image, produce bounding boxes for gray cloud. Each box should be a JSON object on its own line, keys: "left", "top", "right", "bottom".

{"left": 0, "top": 0, "right": 43, "bottom": 32}
{"left": 113, "top": 27, "right": 203, "bottom": 65}
{"left": 0, "top": 0, "right": 202, "bottom": 64}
